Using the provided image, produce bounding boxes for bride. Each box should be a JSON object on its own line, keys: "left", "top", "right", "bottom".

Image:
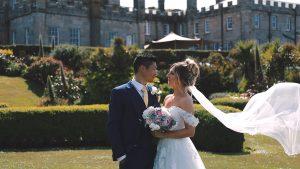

{"left": 152, "top": 58, "right": 206, "bottom": 169}
{"left": 152, "top": 58, "right": 300, "bottom": 168}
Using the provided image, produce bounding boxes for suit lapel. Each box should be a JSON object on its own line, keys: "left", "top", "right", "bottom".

{"left": 127, "top": 81, "right": 146, "bottom": 117}
{"left": 146, "top": 85, "right": 154, "bottom": 107}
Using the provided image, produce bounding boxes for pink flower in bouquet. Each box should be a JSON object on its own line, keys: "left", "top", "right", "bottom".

{"left": 142, "top": 106, "right": 177, "bottom": 131}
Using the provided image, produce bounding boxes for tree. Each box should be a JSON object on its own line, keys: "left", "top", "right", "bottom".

{"left": 229, "top": 40, "right": 256, "bottom": 88}
{"left": 44, "top": 75, "right": 56, "bottom": 105}
{"left": 82, "top": 38, "right": 134, "bottom": 104}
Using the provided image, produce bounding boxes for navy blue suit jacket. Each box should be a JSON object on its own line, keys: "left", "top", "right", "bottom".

{"left": 107, "top": 81, "right": 160, "bottom": 164}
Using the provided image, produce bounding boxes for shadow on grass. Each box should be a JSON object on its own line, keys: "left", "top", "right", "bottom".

{"left": 211, "top": 151, "right": 251, "bottom": 156}
{"left": 24, "top": 79, "right": 44, "bottom": 97}
{"left": 208, "top": 146, "right": 253, "bottom": 156}
{"left": 0, "top": 146, "right": 112, "bottom": 152}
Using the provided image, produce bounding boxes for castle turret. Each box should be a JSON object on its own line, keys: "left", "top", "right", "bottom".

{"left": 158, "top": 0, "right": 165, "bottom": 11}
{"left": 89, "top": 0, "right": 104, "bottom": 46}
{"left": 108, "top": 0, "right": 120, "bottom": 6}
{"left": 216, "top": 0, "right": 225, "bottom": 4}
{"left": 187, "top": 0, "right": 197, "bottom": 11}
{"left": 134, "top": 0, "right": 145, "bottom": 10}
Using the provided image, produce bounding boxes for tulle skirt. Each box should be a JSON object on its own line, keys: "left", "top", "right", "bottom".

{"left": 153, "top": 137, "right": 206, "bottom": 169}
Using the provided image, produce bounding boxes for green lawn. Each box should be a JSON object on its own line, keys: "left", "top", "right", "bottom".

{"left": 0, "top": 134, "right": 299, "bottom": 169}
{"left": 0, "top": 76, "right": 43, "bottom": 107}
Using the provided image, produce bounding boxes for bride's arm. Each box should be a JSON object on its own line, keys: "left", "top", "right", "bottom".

{"left": 153, "top": 123, "right": 196, "bottom": 139}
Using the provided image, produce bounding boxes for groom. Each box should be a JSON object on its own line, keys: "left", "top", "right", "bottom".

{"left": 107, "top": 52, "right": 160, "bottom": 169}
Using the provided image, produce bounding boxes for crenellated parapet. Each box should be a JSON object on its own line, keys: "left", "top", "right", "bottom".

{"left": 144, "top": 8, "right": 186, "bottom": 22}
{"left": 253, "top": 0, "right": 298, "bottom": 9}
{"left": 9, "top": 0, "right": 90, "bottom": 18}
{"left": 100, "top": 6, "right": 137, "bottom": 21}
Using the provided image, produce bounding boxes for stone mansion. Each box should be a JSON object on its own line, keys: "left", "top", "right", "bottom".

{"left": 0, "top": 0, "right": 299, "bottom": 50}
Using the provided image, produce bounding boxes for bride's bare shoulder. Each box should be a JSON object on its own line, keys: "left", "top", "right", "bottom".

{"left": 163, "top": 94, "right": 173, "bottom": 104}
{"left": 178, "top": 96, "right": 194, "bottom": 114}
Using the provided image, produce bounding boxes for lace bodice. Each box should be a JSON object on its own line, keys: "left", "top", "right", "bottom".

{"left": 167, "top": 106, "right": 199, "bottom": 131}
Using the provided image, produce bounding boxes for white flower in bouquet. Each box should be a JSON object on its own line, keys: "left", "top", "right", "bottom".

{"left": 142, "top": 106, "right": 177, "bottom": 132}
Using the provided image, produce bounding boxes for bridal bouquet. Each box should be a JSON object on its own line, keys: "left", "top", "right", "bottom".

{"left": 142, "top": 106, "right": 176, "bottom": 132}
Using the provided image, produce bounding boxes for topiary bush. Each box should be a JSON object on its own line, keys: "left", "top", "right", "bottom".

{"left": 0, "top": 104, "right": 244, "bottom": 152}
{"left": 192, "top": 105, "right": 245, "bottom": 152}
{"left": 210, "top": 97, "right": 249, "bottom": 110}
{"left": 0, "top": 105, "right": 108, "bottom": 148}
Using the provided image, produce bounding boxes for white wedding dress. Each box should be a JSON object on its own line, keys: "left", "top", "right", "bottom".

{"left": 153, "top": 106, "right": 206, "bottom": 169}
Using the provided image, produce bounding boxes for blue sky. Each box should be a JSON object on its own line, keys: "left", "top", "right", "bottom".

{"left": 120, "top": 0, "right": 299, "bottom": 10}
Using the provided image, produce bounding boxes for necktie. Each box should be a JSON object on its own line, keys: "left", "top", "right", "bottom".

{"left": 142, "top": 86, "right": 148, "bottom": 107}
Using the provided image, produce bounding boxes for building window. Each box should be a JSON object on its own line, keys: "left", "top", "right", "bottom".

{"left": 70, "top": 28, "right": 80, "bottom": 46}
{"left": 286, "top": 16, "right": 291, "bottom": 32}
{"left": 271, "top": 15, "right": 277, "bottom": 30}
{"left": 48, "top": 27, "right": 59, "bottom": 45}
{"left": 108, "top": 32, "right": 118, "bottom": 46}
{"left": 214, "top": 43, "right": 220, "bottom": 51}
{"left": 227, "top": 17, "right": 233, "bottom": 30}
{"left": 228, "top": 41, "right": 233, "bottom": 49}
{"left": 205, "top": 19, "right": 210, "bottom": 33}
{"left": 25, "top": 28, "right": 29, "bottom": 45}
{"left": 254, "top": 15, "right": 260, "bottom": 29}
{"left": 179, "top": 24, "right": 184, "bottom": 36}
{"left": 12, "top": 0, "right": 16, "bottom": 10}
{"left": 145, "top": 21, "right": 151, "bottom": 35}
{"left": 12, "top": 31, "right": 16, "bottom": 45}
{"left": 194, "top": 22, "right": 199, "bottom": 36}
{"left": 126, "top": 35, "right": 134, "bottom": 46}
{"left": 163, "top": 24, "right": 170, "bottom": 36}
{"left": 67, "top": 0, "right": 75, "bottom": 5}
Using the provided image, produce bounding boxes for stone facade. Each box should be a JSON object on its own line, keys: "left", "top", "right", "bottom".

{"left": 0, "top": 0, "right": 299, "bottom": 50}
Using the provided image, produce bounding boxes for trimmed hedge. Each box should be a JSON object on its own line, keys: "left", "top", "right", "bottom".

{"left": 0, "top": 104, "right": 244, "bottom": 152}
{"left": 0, "top": 45, "right": 52, "bottom": 57}
{"left": 0, "top": 103, "right": 9, "bottom": 108}
{"left": 211, "top": 97, "right": 249, "bottom": 110}
{"left": 0, "top": 105, "right": 108, "bottom": 148}
{"left": 193, "top": 104, "right": 244, "bottom": 152}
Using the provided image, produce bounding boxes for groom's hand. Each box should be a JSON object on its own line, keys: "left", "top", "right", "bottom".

{"left": 119, "top": 158, "right": 126, "bottom": 166}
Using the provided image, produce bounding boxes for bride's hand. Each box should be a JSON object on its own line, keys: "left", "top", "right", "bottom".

{"left": 152, "top": 131, "right": 165, "bottom": 138}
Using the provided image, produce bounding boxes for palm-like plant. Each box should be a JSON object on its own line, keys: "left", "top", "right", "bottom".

{"left": 230, "top": 40, "right": 256, "bottom": 87}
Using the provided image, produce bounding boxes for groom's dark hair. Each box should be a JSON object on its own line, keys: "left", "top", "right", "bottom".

{"left": 133, "top": 52, "right": 157, "bottom": 73}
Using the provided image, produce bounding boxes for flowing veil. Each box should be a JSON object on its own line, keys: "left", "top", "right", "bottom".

{"left": 188, "top": 82, "right": 300, "bottom": 156}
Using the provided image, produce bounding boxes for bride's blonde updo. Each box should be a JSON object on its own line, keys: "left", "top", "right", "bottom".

{"left": 171, "top": 58, "right": 200, "bottom": 87}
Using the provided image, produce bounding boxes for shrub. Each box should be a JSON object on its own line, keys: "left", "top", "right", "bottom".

{"left": 197, "top": 52, "right": 237, "bottom": 97}
{"left": 0, "top": 45, "right": 52, "bottom": 57}
{"left": 0, "top": 105, "right": 109, "bottom": 148}
{"left": 0, "top": 103, "right": 9, "bottom": 108}
{"left": 192, "top": 105, "right": 245, "bottom": 152}
{"left": 25, "top": 56, "right": 62, "bottom": 85}
{"left": 210, "top": 97, "right": 249, "bottom": 110}
{"left": 82, "top": 39, "right": 133, "bottom": 104}
{"left": 0, "top": 49, "right": 27, "bottom": 76}
{"left": 51, "top": 45, "right": 93, "bottom": 74}
{"left": 0, "top": 104, "right": 244, "bottom": 152}
{"left": 146, "top": 49, "right": 228, "bottom": 69}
